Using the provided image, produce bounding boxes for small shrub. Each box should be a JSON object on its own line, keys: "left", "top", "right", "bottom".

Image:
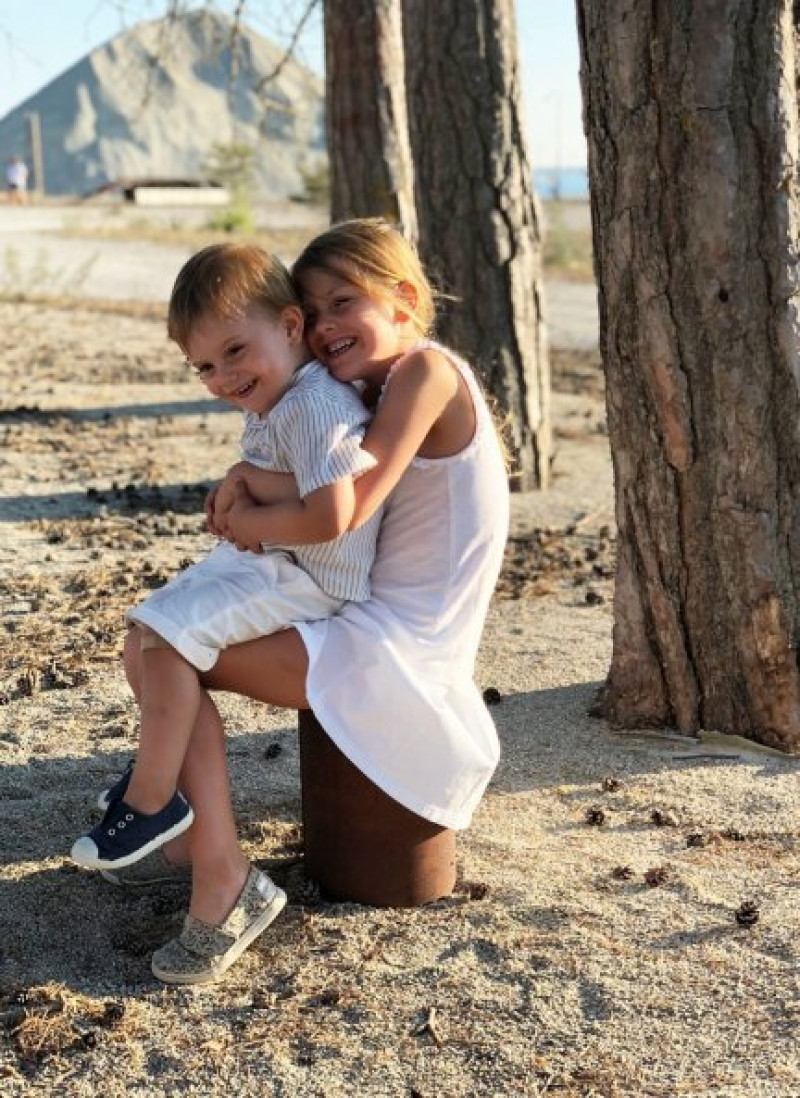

{"left": 206, "top": 198, "right": 255, "bottom": 236}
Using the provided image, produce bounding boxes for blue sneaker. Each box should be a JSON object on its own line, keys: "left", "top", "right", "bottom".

{"left": 71, "top": 792, "right": 194, "bottom": 870}
{"left": 96, "top": 759, "right": 134, "bottom": 811}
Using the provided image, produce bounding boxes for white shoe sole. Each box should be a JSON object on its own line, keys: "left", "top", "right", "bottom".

{"left": 71, "top": 807, "right": 194, "bottom": 870}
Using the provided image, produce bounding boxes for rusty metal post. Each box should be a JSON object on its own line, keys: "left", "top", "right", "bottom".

{"left": 298, "top": 710, "right": 457, "bottom": 907}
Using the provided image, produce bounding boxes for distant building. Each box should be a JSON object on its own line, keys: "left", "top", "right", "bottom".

{"left": 0, "top": 10, "right": 325, "bottom": 199}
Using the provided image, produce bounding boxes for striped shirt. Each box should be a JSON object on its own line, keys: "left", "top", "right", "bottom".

{"left": 240, "top": 361, "right": 381, "bottom": 602}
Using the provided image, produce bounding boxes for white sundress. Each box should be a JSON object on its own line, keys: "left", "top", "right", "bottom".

{"left": 295, "top": 340, "right": 511, "bottom": 830}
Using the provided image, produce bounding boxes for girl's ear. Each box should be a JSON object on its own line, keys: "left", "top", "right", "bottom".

{"left": 282, "top": 305, "right": 305, "bottom": 343}
{"left": 394, "top": 280, "right": 418, "bottom": 320}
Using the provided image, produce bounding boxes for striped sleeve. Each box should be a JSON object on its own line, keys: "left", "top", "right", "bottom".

{"left": 273, "top": 381, "right": 377, "bottom": 498}
{"left": 240, "top": 412, "right": 287, "bottom": 470}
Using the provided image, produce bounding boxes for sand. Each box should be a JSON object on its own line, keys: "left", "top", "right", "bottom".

{"left": 1, "top": 210, "right": 799, "bottom": 1098}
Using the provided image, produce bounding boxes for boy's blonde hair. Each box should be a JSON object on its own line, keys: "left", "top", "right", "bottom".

{"left": 292, "top": 218, "right": 436, "bottom": 336}
{"left": 168, "top": 243, "right": 299, "bottom": 351}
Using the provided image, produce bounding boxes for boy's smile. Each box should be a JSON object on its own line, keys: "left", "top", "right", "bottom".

{"left": 186, "top": 306, "right": 305, "bottom": 416}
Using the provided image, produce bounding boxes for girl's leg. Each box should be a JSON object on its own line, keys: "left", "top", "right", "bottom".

{"left": 201, "top": 628, "right": 310, "bottom": 708}
{"left": 181, "top": 629, "right": 309, "bottom": 923}
{"left": 178, "top": 688, "right": 251, "bottom": 924}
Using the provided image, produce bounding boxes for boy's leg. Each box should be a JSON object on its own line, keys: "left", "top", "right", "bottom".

{"left": 121, "top": 627, "right": 193, "bottom": 867}
{"left": 119, "top": 624, "right": 309, "bottom": 907}
{"left": 71, "top": 626, "right": 199, "bottom": 868}
{"left": 123, "top": 626, "right": 203, "bottom": 813}
{"left": 128, "top": 629, "right": 274, "bottom": 921}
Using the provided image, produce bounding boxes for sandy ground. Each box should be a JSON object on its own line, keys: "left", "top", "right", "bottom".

{"left": 1, "top": 207, "right": 799, "bottom": 1097}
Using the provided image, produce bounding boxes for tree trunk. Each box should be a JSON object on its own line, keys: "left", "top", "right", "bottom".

{"left": 324, "top": 0, "right": 417, "bottom": 239}
{"left": 402, "top": 0, "right": 550, "bottom": 490}
{"left": 577, "top": 0, "right": 800, "bottom": 749}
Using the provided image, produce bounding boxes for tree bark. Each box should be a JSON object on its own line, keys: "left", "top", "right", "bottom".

{"left": 577, "top": 0, "right": 800, "bottom": 749}
{"left": 324, "top": 0, "right": 417, "bottom": 239}
{"left": 402, "top": 0, "right": 550, "bottom": 490}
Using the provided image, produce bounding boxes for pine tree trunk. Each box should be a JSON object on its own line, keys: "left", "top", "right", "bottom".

{"left": 324, "top": 0, "right": 417, "bottom": 239}
{"left": 402, "top": 0, "right": 550, "bottom": 489}
{"left": 577, "top": 0, "right": 800, "bottom": 749}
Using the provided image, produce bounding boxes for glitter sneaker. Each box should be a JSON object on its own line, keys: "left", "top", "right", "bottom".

{"left": 151, "top": 867, "right": 286, "bottom": 985}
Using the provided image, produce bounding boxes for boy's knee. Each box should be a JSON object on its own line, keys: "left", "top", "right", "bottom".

{"left": 129, "top": 622, "right": 173, "bottom": 653}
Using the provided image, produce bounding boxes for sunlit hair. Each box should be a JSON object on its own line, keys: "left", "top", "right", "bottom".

{"left": 291, "top": 218, "right": 436, "bottom": 336}
{"left": 167, "top": 243, "right": 299, "bottom": 352}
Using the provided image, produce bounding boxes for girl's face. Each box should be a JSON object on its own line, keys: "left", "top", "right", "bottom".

{"left": 186, "top": 305, "right": 304, "bottom": 416}
{"left": 300, "top": 267, "right": 416, "bottom": 385}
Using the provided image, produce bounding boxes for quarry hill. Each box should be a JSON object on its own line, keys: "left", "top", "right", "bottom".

{"left": 0, "top": 11, "right": 325, "bottom": 198}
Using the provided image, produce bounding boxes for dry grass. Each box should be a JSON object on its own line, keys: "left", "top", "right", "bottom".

{"left": 3, "top": 984, "right": 146, "bottom": 1076}
{"left": 58, "top": 210, "right": 327, "bottom": 260}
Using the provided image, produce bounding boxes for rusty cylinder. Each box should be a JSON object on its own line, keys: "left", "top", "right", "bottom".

{"left": 298, "top": 710, "right": 457, "bottom": 907}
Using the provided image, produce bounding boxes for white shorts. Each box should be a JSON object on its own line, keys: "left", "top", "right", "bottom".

{"left": 127, "top": 541, "right": 343, "bottom": 671}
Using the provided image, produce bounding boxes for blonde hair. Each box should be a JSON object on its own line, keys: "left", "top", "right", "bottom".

{"left": 167, "top": 243, "right": 298, "bottom": 351}
{"left": 292, "top": 218, "right": 436, "bottom": 335}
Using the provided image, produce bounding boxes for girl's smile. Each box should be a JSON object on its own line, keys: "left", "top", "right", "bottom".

{"left": 300, "top": 268, "right": 418, "bottom": 385}
{"left": 326, "top": 337, "right": 357, "bottom": 358}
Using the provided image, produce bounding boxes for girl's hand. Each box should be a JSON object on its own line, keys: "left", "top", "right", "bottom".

{"left": 225, "top": 479, "right": 265, "bottom": 553}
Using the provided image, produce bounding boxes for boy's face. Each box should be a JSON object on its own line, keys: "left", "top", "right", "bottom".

{"left": 186, "top": 305, "right": 304, "bottom": 416}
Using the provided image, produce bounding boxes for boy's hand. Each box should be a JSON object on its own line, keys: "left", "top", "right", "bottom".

{"left": 204, "top": 483, "right": 222, "bottom": 536}
{"left": 224, "top": 479, "right": 265, "bottom": 553}
{"left": 211, "top": 475, "right": 240, "bottom": 533}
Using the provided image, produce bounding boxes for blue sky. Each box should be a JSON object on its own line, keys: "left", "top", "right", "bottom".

{"left": 0, "top": 0, "right": 586, "bottom": 169}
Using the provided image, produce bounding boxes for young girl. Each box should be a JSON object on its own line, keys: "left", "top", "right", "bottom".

{"left": 119, "top": 219, "right": 510, "bottom": 985}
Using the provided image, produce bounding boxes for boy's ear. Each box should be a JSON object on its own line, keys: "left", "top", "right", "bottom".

{"left": 394, "top": 280, "right": 418, "bottom": 320}
{"left": 282, "top": 305, "right": 305, "bottom": 343}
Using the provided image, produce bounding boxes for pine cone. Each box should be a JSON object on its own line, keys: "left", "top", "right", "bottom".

{"left": 644, "top": 865, "right": 672, "bottom": 887}
{"left": 735, "top": 900, "right": 759, "bottom": 927}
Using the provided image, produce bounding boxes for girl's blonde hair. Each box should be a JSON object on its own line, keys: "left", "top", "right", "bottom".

{"left": 291, "top": 218, "right": 436, "bottom": 335}
{"left": 167, "top": 243, "right": 298, "bottom": 351}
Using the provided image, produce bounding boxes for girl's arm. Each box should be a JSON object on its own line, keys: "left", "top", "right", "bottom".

{"left": 349, "top": 348, "right": 462, "bottom": 527}
{"left": 221, "top": 475, "right": 356, "bottom": 553}
{"left": 216, "top": 348, "right": 461, "bottom": 549}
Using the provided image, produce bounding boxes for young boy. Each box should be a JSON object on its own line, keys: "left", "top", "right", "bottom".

{"left": 71, "top": 243, "right": 381, "bottom": 874}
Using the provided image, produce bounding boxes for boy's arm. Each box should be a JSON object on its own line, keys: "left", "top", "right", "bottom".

{"left": 222, "top": 475, "right": 356, "bottom": 553}
{"left": 349, "top": 349, "right": 459, "bottom": 527}
{"left": 209, "top": 461, "right": 299, "bottom": 537}
{"left": 219, "top": 461, "right": 299, "bottom": 506}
